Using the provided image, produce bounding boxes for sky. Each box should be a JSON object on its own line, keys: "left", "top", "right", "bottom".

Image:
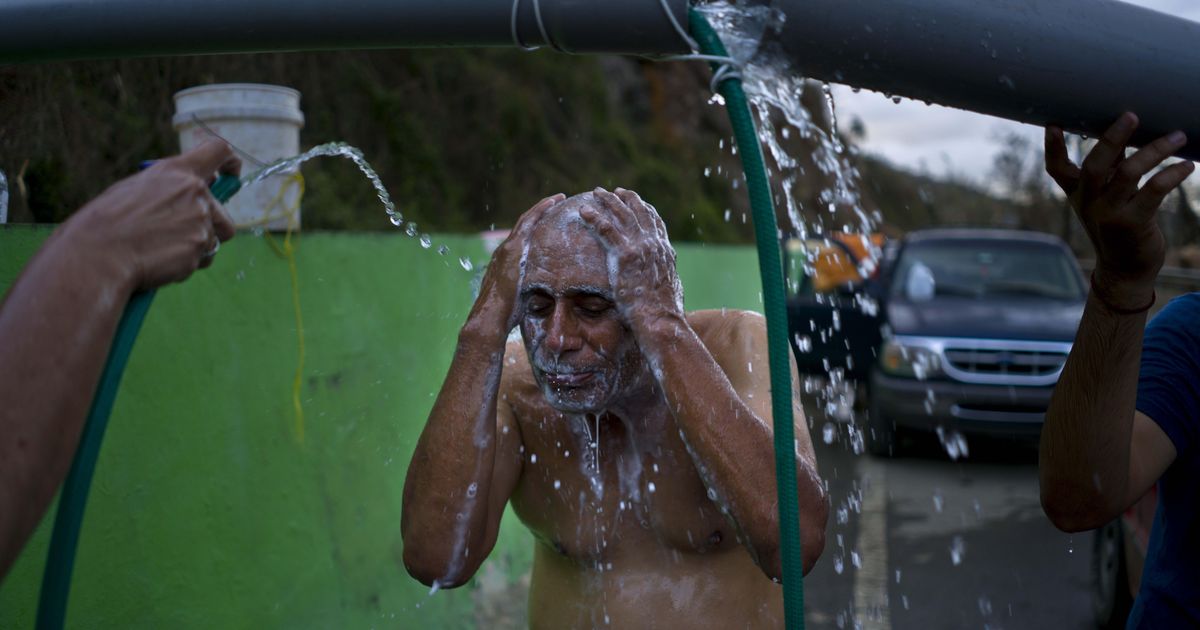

{"left": 829, "top": 0, "right": 1200, "bottom": 185}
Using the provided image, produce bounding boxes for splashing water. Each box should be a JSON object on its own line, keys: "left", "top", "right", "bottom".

{"left": 949, "top": 535, "right": 966, "bottom": 566}
{"left": 696, "top": 2, "right": 875, "bottom": 240}
{"left": 697, "top": 2, "right": 886, "bottom": 461}
{"left": 244, "top": 141, "right": 460, "bottom": 262}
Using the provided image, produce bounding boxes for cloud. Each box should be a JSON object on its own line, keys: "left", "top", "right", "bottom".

{"left": 830, "top": 0, "right": 1198, "bottom": 182}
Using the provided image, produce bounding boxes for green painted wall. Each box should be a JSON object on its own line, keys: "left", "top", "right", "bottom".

{"left": 0, "top": 226, "right": 762, "bottom": 629}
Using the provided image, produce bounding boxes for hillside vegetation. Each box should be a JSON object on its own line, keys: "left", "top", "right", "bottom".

{"left": 2, "top": 50, "right": 1037, "bottom": 241}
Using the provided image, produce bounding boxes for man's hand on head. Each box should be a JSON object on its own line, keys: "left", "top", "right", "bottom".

{"left": 469, "top": 193, "right": 566, "bottom": 334}
{"left": 579, "top": 188, "right": 684, "bottom": 335}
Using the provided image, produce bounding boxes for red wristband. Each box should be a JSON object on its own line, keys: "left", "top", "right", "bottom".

{"left": 1089, "top": 271, "right": 1156, "bottom": 315}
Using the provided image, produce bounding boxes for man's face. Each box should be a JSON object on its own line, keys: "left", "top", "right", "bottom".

{"left": 518, "top": 204, "right": 643, "bottom": 413}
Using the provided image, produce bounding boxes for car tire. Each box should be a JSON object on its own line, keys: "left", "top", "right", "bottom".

{"left": 1092, "top": 520, "right": 1133, "bottom": 630}
{"left": 866, "top": 387, "right": 899, "bottom": 457}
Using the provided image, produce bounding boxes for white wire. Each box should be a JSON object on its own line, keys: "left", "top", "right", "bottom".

{"left": 531, "top": 0, "right": 564, "bottom": 52}
{"left": 511, "top": 0, "right": 566, "bottom": 52}
{"left": 657, "top": 0, "right": 699, "bottom": 52}
{"left": 510, "top": 0, "right": 539, "bottom": 51}
{"left": 651, "top": 3, "right": 742, "bottom": 93}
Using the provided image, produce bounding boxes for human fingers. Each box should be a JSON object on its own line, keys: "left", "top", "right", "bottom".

{"left": 513, "top": 193, "right": 565, "bottom": 235}
{"left": 1130, "top": 160, "right": 1195, "bottom": 220}
{"left": 209, "top": 194, "right": 237, "bottom": 242}
{"left": 1081, "top": 113, "right": 1138, "bottom": 192}
{"left": 1044, "top": 126, "right": 1081, "bottom": 195}
{"left": 197, "top": 233, "right": 220, "bottom": 269}
{"left": 578, "top": 202, "right": 630, "bottom": 250}
{"left": 1107, "top": 131, "right": 1189, "bottom": 202}
{"left": 616, "top": 187, "right": 672, "bottom": 245}
{"left": 178, "top": 139, "right": 241, "bottom": 182}
{"left": 593, "top": 187, "right": 641, "bottom": 233}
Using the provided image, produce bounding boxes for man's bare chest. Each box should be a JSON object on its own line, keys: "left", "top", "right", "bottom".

{"left": 508, "top": 408, "right": 737, "bottom": 564}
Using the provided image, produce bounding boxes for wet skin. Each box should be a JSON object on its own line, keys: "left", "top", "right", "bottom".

{"left": 402, "top": 190, "right": 828, "bottom": 628}
{"left": 0, "top": 141, "right": 240, "bottom": 579}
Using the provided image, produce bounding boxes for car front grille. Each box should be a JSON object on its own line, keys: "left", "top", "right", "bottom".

{"left": 939, "top": 339, "right": 1073, "bottom": 386}
{"left": 943, "top": 348, "right": 1068, "bottom": 377}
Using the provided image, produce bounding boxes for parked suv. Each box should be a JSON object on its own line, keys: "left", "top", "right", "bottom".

{"left": 786, "top": 228, "right": 1087, "bottom": 455}
{"left": 866, "top": 229, "right": 1086, "bottom": 454}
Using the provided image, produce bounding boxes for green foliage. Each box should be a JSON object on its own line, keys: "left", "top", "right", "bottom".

{"left": 1, "top": 50, "right": 758, "bottom": 241}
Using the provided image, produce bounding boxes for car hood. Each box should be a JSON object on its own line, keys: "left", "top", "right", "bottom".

{"left": 887, "top": 297, "right": 1084, "bottom": 342}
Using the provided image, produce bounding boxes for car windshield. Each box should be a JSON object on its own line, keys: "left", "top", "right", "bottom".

{"left": 891, "top": 239, "right": 1085, "bottom": 301}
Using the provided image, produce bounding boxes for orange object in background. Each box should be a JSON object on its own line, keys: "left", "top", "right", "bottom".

{"left": 811, "top": 233, "right": 886, "bottom": 293}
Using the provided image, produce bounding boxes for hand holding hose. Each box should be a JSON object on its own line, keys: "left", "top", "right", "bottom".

{"left": 1046, "top": 113, "right": 1194, "bottom": 311}
{"left": 56, "top": 139, "right": 241, "bottom": 292}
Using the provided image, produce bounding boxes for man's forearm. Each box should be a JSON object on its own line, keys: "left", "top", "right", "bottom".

{"left": 0, "top": 233, "right": 134, "bottom": 578}
{"left": 1040, "top": 289, "right": 1148, "bottom": 529}
{"left": 400, "top": 305, "right": 511, "bottom": 585}
{"left": 638, "top": 315, "right": 825, "bottom": 577}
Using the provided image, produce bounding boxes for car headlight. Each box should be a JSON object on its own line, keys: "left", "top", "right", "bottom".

{"left": 879, "top": 338, "right": 944, "bottom": 380}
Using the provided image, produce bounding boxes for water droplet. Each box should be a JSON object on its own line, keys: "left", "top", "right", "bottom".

{"left": 419, "top": 234, "right": 432, "bottom": 249}
{"left": 466, "top": 483, "right": 478, "bottom": 498}
{"left": 834, "top": 556, "right": 845, "bottom": 574}
{"left": 949, "top": 535, "right": 966, "bottom": 566}
{"left": 822, "top": 422, "right": 836, "bottom": 444}
{"left": 554, "top": 480, "right": 562, "bottom": 490}
{"left": 437, "top": 245, "right": 449, "bottom": 256}
{"left": 932, "top": 489, "right": 944, "bottom": 513}
{"left": 406, "top": 222, "right": 419, "bottom": 237}
{"left": 530, "top": 454, "right": 538, "bottom": 464}
{"left": 459, "top": 257, "right": 474, "bottom": 271}
{"left": 648, "top": 482, "right": 657, "bottom": 493}
{"left": 389, "top": 213, "right": 402, "bottom": 227}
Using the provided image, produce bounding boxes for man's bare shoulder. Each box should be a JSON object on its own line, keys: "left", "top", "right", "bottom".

{"left": 686, "top": 309, "right": 767, "bottom": 360}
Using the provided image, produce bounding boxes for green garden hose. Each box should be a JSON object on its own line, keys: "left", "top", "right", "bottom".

{"left": 689, "top": 9, "right": 807, "bottom": 628}
{"left": 36, "top": 174, "right": 242, "bottom": 630}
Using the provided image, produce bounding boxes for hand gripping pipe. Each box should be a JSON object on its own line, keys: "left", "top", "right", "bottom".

{"left": 769, "top": 0, "right": 1200, "bottom": 161}
{"left": 36, "top": 175, "right": 242, "bottom": 630}
{"left": 0, "top": 0, "right": 689, "bottom": 63}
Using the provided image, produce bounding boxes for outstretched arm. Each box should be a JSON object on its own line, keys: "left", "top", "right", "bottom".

{"left": 580, "top": 188, "right": 827, "bottom": 579}
{"left": 0, "top": 141, "right": 239, "bottom": 579}
{"left": 1039, "top": 114, "right": 1191, "bottom": 532}
{"left": 401, "top": 194, "right": 563, "bottom": 588}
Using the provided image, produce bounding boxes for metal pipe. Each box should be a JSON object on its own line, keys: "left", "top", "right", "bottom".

{"left": 771, "top": 0, "right": 1200, "bottom": 161}
{"left": 0, "top": 0, "right": 690, "bottom": 63}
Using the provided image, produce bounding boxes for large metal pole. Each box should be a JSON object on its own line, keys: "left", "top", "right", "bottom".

{"left": 0, "top": 0, "right": 689, "bottom": 63}
{"left": 772, "top": 0, "right": 1200, "bottom": 161}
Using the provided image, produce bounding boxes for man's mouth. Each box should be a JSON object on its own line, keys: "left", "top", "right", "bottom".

{"left": 541, "top": 370, "right": 596, "bottom": 387}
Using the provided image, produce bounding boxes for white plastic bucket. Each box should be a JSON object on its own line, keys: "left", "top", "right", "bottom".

{"left": 173, "top": 83, "right": 304, "bottom": 231}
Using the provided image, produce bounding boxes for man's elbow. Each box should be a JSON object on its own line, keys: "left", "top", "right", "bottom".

{"left": 1039, "top": 485, "right": 1113, "bottom": 533}
{"left": 753, "top": 513, "right": 826, "bottom": 581}
{"left": 402, "top": 545, "right": 475, "bottom": 589}
{"left": 801, "top": 521, "right": 826, "bottom": 575}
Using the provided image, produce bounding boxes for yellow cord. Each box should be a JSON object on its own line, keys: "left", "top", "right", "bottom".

{"left": 237, "top": 172, "right": 307, "bottom": 444}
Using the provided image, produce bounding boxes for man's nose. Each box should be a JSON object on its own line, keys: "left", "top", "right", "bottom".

{"left": 543, "top": 307, "right": 584, "bottom": 356}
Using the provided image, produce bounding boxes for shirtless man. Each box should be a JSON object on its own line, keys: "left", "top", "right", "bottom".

{"left": 402, "top": 188, "right": 827, "bottom": 628}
